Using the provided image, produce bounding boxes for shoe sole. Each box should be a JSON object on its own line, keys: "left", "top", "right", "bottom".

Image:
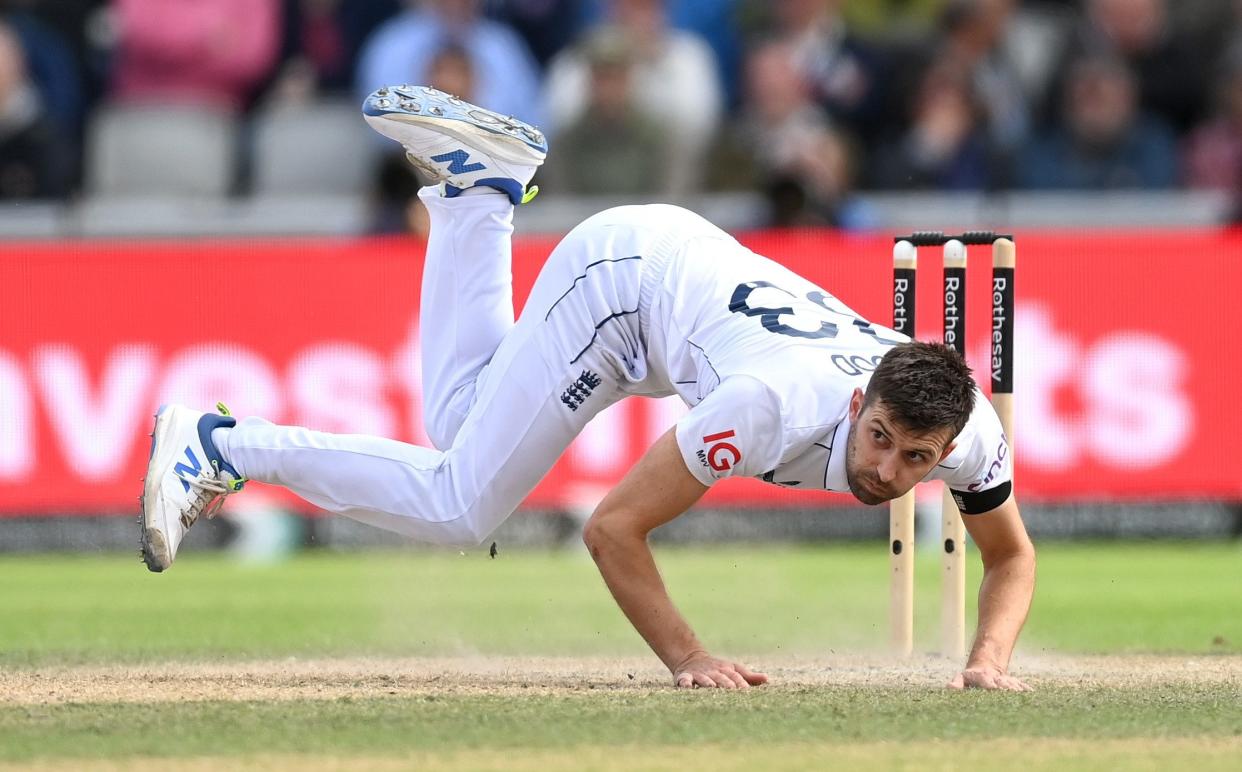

{"left": 139, "top": 405, "right": 179, "bottom": 572}
{"left": 362, "top": 85, "right": 547, "bottom": 169}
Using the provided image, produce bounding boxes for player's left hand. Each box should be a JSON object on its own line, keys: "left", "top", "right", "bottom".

{"left": 948, "top": 665, "right": 1032, "bottom": 691}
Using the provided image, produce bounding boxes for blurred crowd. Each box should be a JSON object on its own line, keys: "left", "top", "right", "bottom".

{"left": 3, "top": 0, "right": 1242, "bottom": 228}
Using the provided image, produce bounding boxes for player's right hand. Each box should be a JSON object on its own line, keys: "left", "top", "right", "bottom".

{"left": 673, "top": 653, "right": 769, "bottom": 689}
{"left": 947, "top": 665, "right": 1033, "bottom": 691}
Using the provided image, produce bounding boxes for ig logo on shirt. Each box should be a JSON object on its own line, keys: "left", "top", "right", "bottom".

{"left": 698, "top": 430, "right": 741, "bottom": 472}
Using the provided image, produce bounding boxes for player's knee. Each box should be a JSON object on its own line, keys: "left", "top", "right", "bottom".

{"left": 434, "top": 497, "right": 503, "bottom": 548}
{"left": 425, "top": 388, "right": 473, "bottom": 450}
{"left": 424, "top": 421, "right": 454, "bottom": 452}
{"left": 428, "top": 410, "right": 474, "bottom": 451}
{"left": 425, "top": 514, "right": 488, "bottom": 548}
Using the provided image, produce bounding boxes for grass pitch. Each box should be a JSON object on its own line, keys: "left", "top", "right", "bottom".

{"left": 0, "top": 541, "right": 1239, "bottom": 769}
{"left": 3, "top": 683, "right": 1240, "bottom": 770}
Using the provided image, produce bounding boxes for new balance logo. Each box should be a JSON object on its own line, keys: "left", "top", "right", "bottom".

{"left": 172, "top": 447, "right": 202, "bottom": 493}
{"left": 431, "top": 149, "right": 486, "bottom": 175}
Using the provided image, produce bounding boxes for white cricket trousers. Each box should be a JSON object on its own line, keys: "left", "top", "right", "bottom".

{"left": 217, "top": 188, "right": 706, "bottom": 545}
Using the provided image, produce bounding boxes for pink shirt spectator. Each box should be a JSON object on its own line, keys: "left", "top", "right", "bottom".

{"left": 1183, "top": 52, "right": 1242, "bottom": 194}
{"left": 1183, "top": 121, "right": 1242, "bottom": 192}
{"left": 111, "top": 0, "right": 281, "bottom": 111}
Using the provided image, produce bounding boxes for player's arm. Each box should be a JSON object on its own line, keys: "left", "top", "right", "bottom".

{"left": 582, "top": 428, "right": 769, "bottom": 689}
{"left": 954, "top": 493, "right": 1036, "bottom": 691}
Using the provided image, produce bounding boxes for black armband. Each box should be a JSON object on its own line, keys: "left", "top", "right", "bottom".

{"left": 950, "top": 481, "right": 1012, "bottom": 515}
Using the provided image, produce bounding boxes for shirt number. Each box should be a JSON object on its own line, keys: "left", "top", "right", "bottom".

{"left": 728, "top": 281, "right": 902, "bottom": 344}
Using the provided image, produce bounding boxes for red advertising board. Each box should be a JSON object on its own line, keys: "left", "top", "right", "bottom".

{"left": 0, "top": 228, "right": 1237, "bottom": 513}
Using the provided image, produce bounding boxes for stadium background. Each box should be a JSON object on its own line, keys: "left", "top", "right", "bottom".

{"left": 1, "top": 2, "right": 1240, "bottom": 769}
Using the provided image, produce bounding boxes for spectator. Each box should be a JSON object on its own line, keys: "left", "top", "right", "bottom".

{"left": 871, "top": 56, "right": 996, "bottom": 191}
{"left": 708, "top": 40, "right": 859, "bottom": 227}
{"left": 425, "top": 43, "right": 474, "bottom": 101}
{"left": 0, "top": 20, "right": 69, "bottom": 199}
{"left": 937, "top": 0, "right": 1029, "bottom": 161}
{"left": 665, "top": 0, "right": 744, "bottom": 108}
{"left": 739, "top": 0, "right": 886, "bottom": 142}
{"left": 356, "top": 0, "right": 541, "bottom": 126}
{"left": 1184, "top": 47, "right": 1242, "bottom": 198}
{"left": 574, "top": 0, "right": 744, "bottom": 105}
{"left": 0, "top": 1, "right": 94, "bottom": 133}
{"left": 1020, "top": 54, "right": 1177, "bottom": 190}
{"left": 842, "top": 0, "right": 945, "bottom": 42}
{"left": 1062, "top": 0, "right": 1210, "bottom": 132}
{"left": 542, "top": 29, "right": 671, "bottom": 196}
{"left": 109, "top": 0, "right": 282, "bottom": 112}
{"left": 268, "top": 0, "right": 401, "bottom": 102}
{"left": 543, "top": 0, "right": 722, "bottom": 194}
{"left": 489, "top": 0, "right": 589, "bottom": 69}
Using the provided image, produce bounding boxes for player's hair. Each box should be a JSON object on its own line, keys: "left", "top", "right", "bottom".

{"left": 863, "top": 341, "right": 976, "bottom": 440}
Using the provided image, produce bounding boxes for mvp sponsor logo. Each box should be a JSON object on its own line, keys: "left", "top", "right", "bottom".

{"left": 966, "top": 437, "right": 1009, "bottom": 492}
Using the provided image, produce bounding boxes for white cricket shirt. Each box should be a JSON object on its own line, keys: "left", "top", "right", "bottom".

{"left": 642, "top": 231, "right": 1013, "bottom": 514}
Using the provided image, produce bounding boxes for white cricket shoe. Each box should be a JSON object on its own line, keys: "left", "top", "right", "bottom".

{"left": 140, "top": 403, "right": 246, "bottom": 572}
{"left": 362, "top": 84, "right": 547, "bottom": 204}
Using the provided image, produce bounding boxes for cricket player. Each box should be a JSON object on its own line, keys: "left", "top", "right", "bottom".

{"left": 141, "top": 86, "right": 1035, "bottom": 691}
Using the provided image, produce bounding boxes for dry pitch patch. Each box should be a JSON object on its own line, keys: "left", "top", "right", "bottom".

{"left": 2, "top": 654, "right": 1238, "bottom": 704}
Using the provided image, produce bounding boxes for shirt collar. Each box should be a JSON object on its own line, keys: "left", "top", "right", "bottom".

{"left": 823, "top": 415, "right": 853, "bottom": 492}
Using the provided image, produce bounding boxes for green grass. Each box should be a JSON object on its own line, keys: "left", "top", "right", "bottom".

{"left": 0, "top": 542, "right": 1238, "bottom": 665}
{"left": 1, "top": 685, "right": 1240, "bottom": 765}
{"left": 2, "top": 542, "right": 1239, "bottom": 769}
{"left": 6, "top": 742, "right": 1242, "bottom": 772}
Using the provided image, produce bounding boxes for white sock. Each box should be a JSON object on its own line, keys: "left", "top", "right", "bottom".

{"left": 211, "top": 428, "right": 234, "bottom": 470}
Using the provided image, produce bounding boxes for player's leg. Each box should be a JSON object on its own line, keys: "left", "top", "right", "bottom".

{"left": 141, "top": 267, "right": 634, "bottom": 571}
{"left": 416, "top": 188, "right": 518, "bottom": 449}
{"left": 219, "top": 341, "right": 625, "bottom": 545}
{"left": 362, "top": 86, "right": 546, "bottom": 450}
{"left": 214, "top": 201, "right": 651, "bottom": 550}
{"left": 139, "top": 204, "right": 650, "bottom": 571}
{"left": 138, "top": 86, "right": 639, "bottom": 572}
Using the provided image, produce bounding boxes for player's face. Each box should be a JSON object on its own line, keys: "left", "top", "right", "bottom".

{"left": 845, "top": 392, "right": 954, "bottom": 505}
